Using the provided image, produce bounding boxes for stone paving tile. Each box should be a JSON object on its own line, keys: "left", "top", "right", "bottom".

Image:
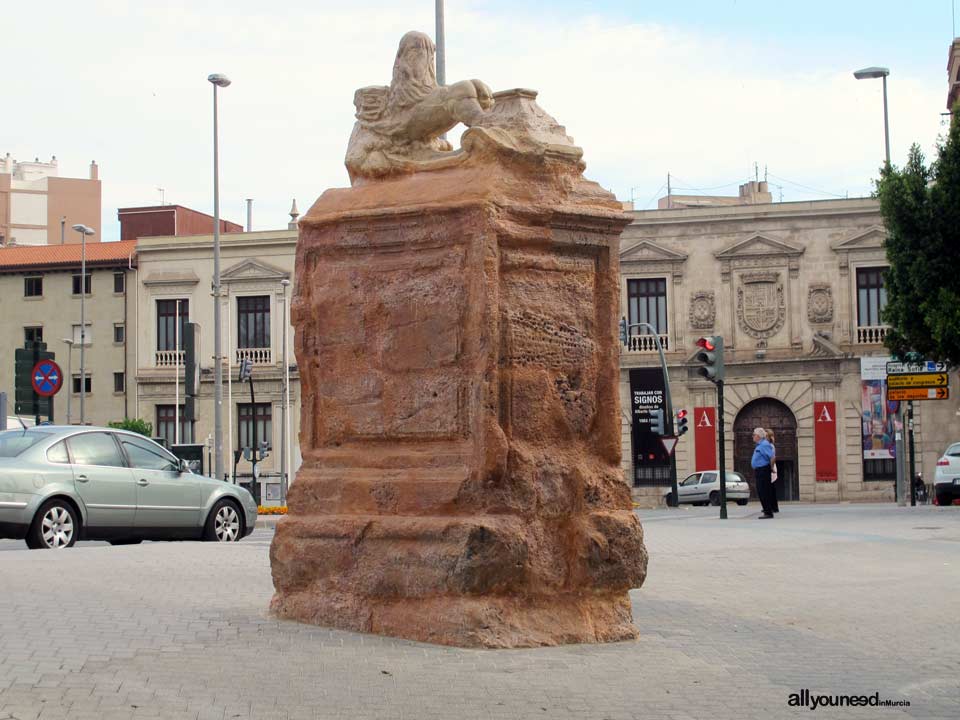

{"left": 1, "top": 504, "right": 958, "bottom": 719}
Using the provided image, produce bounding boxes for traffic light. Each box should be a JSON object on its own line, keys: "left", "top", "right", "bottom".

{"left": 676, "top": 408, "right": 689, "bottom": 436}
{"left": 650, "top": 408, "right": 665, "bottom": 435}
{"left": 238, "top": 358, "right": 253, "bottom": 383}
{"left": 695, "top": 336, "right": 725, "bottom": 384}
{"left": 619, "top": 317, "right": 628, "bottom": 346}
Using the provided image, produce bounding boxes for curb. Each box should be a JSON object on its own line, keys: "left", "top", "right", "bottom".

{"left": 255, "top": 515, "right": 283, "bottom": 529}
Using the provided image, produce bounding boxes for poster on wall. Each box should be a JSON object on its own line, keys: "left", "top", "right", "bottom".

{"left": 859, "top": 357, "right": 899, "bottom": 460}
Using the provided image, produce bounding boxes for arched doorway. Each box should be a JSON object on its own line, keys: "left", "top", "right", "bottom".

{"left": 733, "top": 398, "right": 799, "bottom": 502}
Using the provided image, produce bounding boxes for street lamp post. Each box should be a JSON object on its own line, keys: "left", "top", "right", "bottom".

{"left": 62, "top": 338, "right": 74, "bottom": 424}
{"left": 72, "top": 224, "right": 95, "bottom": 425}
{"left": 208, "top": 72, "right": 231, "bottom": 480}
{"left": 280, "top": 279, "right": 291, "bottom": 504}
{"left": 853, "top": 66, "right": 891, "bottom": 166}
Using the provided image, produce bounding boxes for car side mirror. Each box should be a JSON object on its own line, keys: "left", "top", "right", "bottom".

{"left": 179, "top": 459, "right": 190, "bottom": 474}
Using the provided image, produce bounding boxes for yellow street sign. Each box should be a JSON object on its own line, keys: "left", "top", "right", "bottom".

{"left": 886, "top": 387, "right": 949, "bottom": 401}
{"left": 886, "top": 372, "right": 949, "bottom": 389}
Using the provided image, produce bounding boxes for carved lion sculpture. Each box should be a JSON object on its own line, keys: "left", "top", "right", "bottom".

{"left": 345, "top": 31, "right": 494, "bottom": 183}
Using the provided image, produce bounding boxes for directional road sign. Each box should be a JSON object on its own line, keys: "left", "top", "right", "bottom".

{"left": 886, "top": 387, "right": 949, "bottom": 401}
{"left": 658, "top": 435, "right": 679, "bottom": 456}
{"left": 886, "top": 360, "right": 947, "bottom": 375}
{"left": 886, "top": 372, "right": 949, "bottom": 389}
{"left": 31, "top": 359, "right": 63, "bottom": 397}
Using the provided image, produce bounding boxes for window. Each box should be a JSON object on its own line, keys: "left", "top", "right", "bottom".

{"left": 113, "top": 324, "right": 125, "bottom": 343}
{"left": 156, "top": 299, "right": 189, "bottom": 352}
{"left": 46, "top": 441, "right": 70, "bottom": 464}
{"left": 237, "top": 403, "right": 272, "bottom": 452}
{"left": 237, "top": 296, "right": 271, "bottom": 348}
{"left": 24, "top": 327, "right": 43, "bottom": 346}
{"left": 67, "top": 432, "right": 125, "bottom": 467}
{"left": 113, "top": 272, "right": 125, "bottom": 293}
{"left": 113, "top": 372, "right": 125, "bottom": 393}
{"left": 120, "top": 436, "right": 178, "bottom": 472}
{"left": 627, "top": 278, "right": 668, "bottom": 335}
{"left": 0, "top": 430, "right": 52, "bottom": 457}
{"left": 856, "top": 267, "right": 887, "bottom": 327}
{"left": 72, "top": 375, "right": 92, "bottom": 394}
{"left": 71, "top": 323, "right": 92, "bottom": 345}
{"left": 24, "top": 276, "right": 42, "bottom": 297}
{"left": 156, "top": 404, "right": 192, "bottom": 445}
{"left": 680, "top": 474, "right": 700, "bottom": 486}
{"left": 863, "top": 458, "right": 895, "bottom": 481}
{"left": 72, "top": 273, "right": 92, "bottom": 295}
{"left": 700, "top": 473, "right": 717, "bottom": 484}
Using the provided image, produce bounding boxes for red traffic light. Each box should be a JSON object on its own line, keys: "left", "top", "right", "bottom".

{"left": 696, "top": 337, "right": 715, "bottom": 351}
{"left": 676, "top": 409, "right": 688, "bottom": 420}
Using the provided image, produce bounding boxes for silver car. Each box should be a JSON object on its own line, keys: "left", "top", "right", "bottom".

{"left": 666, "top": 470, "right": 751, "bottom": 506}
{"left": 0, "top": 426, "right": 258, "bottom": 549}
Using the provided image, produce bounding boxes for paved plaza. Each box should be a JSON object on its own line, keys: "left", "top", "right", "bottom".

{"left": 1, "top": 503, "right": 958, "bottom": 719}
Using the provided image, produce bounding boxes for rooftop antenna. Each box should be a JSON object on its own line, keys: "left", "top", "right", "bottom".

{"left": 15, "top": 414, "right": 27, "bottom": 432}
{"left": 158, "top": 187, "right": 165, "bottom": 205}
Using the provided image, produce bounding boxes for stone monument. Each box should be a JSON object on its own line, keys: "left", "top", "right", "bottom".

{"left": 269, "top": 30, "right": 648, "bottom": 648}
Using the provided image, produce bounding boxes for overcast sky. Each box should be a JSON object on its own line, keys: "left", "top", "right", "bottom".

{"left": 4, "top": 0, "right": 956, "bottom": 240}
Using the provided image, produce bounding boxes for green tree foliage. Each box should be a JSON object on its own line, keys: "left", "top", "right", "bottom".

{"left": 877, "top": 108, "right": 960, "bottom": 363}
{"left": 108, "top": 418, "right": 153, "bottom": 437}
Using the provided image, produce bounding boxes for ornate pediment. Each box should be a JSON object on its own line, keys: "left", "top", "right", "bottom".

{"left": 221, "top": 259, "right": 290, "bottom": 283}
{"left": 833, "top": 225, "right": 886, "bottom": 251}
{"left": 715, "top": 233, "right": 804, "bottom": 260}
{"left": 620, "top": 240, "right": 687, "bottom": 264}
{"left": 715, "top": 233, "right": 804, "bottom": 281}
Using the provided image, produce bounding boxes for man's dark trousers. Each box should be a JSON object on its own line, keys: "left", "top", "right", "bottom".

{"left": 755, "top": 464, "right": 773, "bottom": 515}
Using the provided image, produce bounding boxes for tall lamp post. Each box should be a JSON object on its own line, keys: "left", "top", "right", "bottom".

{"left": 72, "top": 224, "right": 95, "bottom": 424}
{"left": 280, "top": 278, "right": 291, "bottom": 504}
{"left": 853, "top": 66, "right": 891, "bottom": 167}
{"left": 208, "top": 72, "right": 231, "bottom": 480}
{"left": 61, "top": 338, "right": 75, "bottom": 424}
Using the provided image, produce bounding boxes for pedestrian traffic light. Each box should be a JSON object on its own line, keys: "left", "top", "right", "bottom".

{"left": 695, "top": 336, "right": 725, "bottom": 383}
{"left": 676, "top": 408, "right": 688, "bottom": 436}
{"left": 619, "top": 317, "right": 628, "bottom": 346}
{"left": 650, "top": 408, "right": 665, "bottom": 436}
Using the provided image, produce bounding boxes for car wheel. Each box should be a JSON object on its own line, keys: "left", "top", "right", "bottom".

{"left": 26, "top": 499, "right": 79, "bottom": 550}
{"left": 204, "top": 499, "right": 243, "bottom": 542}
{"left": 736, "top": 499, "right": 748, "bottom": 506}
{"left": 709, "top": 491, "right": 720, "bottom": 506}
{"left": 937, "top": 493, "right": 954, "bottom": 507}
{"left": 108, "top": 539, "right": 143, "bottom": 546}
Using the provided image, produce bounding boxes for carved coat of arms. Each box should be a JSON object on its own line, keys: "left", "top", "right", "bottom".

{"left": 736, "top": 272, "right": 785, "bottom": 339}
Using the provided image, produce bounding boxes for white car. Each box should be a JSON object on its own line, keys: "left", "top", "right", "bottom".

{"left": 666, "top": 470, "right": 751, "bottom": 506}
{"left": 934, "top": 442, "right": 960, "bottom": 506}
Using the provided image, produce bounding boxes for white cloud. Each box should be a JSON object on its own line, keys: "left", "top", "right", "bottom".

{"left": 2, "top": 2, "right": 947, "bottom": 238}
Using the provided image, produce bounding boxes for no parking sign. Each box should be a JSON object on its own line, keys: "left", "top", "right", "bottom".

{"left": 31, "top": 359, "right": 63, "bottom": 397}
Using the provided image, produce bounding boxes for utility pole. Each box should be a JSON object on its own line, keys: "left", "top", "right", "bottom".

{"left": 666, "top": 172, "right": 671, "bottom": 209}
{"left": 717, "top": 381, "right": 728, "bottom": 519}
{"left": 435, "top": 0, "right": 445, "bottom": 86}
{"left": 908, "top": 401, "right": 917, "bottom": 506}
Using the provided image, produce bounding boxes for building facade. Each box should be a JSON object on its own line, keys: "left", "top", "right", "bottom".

{"left": 133, "top": 228, "right": 301, "bottom": 502}
{"left": 0, "top": 240, "right": 137, "bottom": 426}
{"left": 618, "top": 197, "right": 959, "bottom": 505}
{"left": 0, "top": 155, "right": 101, "bottom": 247}
{"left": 118, "top": 205, "right": 243, "bottom": 241}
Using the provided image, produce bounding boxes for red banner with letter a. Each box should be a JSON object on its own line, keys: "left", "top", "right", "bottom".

{"left": 693, "top": 406, "right": 717, "bottom": 471}
{"left": 814, "top": 401, "right": 838, "bottom": 481}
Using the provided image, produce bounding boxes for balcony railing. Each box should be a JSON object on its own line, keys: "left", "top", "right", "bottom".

{"left": 155, "top": 350, "right": 184, "bottom": 367}
{"left": 236, "top": 347, "right": 273, "bottom": 365}
{"left": 856, "top": 325, "right": 889, "bottom": 345}
{"left": 622, "top": 334, "right": 670, "bottom": 353}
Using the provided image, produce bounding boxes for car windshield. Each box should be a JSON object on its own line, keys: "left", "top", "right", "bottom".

{"left": 0, "top": 430, "right": 51, "bottom": 457}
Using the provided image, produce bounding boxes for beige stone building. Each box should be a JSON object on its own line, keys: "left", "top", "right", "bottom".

{"left": 133, "top": 227, "right": 301, "bottom": 500}
{"left": 0, "top": 155, "right": 101, "bottom": 247}
{"left": 618, "top": 193, "right": 960, "bottom": 505}
{"left": 0, "top": 240, "right": 137, "bottom": 425}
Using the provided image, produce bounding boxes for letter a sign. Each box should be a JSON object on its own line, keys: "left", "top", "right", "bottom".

{"left": 814, "top": 401, "right": 837, "bottom": 482}
{"left": 697, "top": 410, "right": 713, "bottom": 428}
{"left": 693, "top": 406, "right": 717, "bottom": 471}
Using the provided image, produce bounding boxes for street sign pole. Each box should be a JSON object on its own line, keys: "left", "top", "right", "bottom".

{"left": 907, "top": 401, "right": 916, "bottom": 507}
{"left": 32, "top": 341, "right": 40, "bottom": 426}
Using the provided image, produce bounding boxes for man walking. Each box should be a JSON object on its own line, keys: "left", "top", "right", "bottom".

{"left": 751, "top": 427, "right": 775, "bottom": 519}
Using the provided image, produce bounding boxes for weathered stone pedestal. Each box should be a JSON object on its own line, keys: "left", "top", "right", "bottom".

{"left": 270, "top": 91, "right": 647, "bottom": 648}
